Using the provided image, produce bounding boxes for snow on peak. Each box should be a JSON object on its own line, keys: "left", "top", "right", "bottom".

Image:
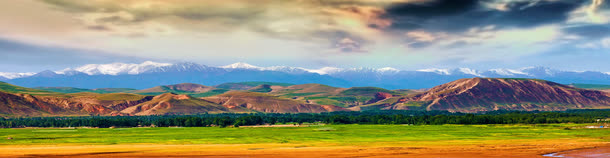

{"left": 306, "top": 67, "right": 344, "bottom": 75}
{"left": 221, "top": 62, "right": 261, "bottom": 70}
{"left": 520, "top": 66, "right": 556, "bottom": 76}
{"left": 59, "top": 61, "right": 172, "bottom": 75}
{"left": 0, "top": 72, "right": 36, "bottom": 79}
{"left": 458, "top": 68, "right": 484, "bottom": 77}
{"left": 489, "top": 68, "right": 529, "bottom": 76}
{"left": 604, "top": 72, "right": 610, "bottom": 75}
{"left": 417, "top": 68, "right": 451, "bottom": 75}
{"left": 263, "top": 66, "right": 308, "bottom": 73}
{"left": 377, "top": 67, "right": 400, "bottom": 73}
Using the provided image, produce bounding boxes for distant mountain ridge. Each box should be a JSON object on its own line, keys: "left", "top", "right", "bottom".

{"left": 3, "top": 61, "right": 610, "bottom": 89}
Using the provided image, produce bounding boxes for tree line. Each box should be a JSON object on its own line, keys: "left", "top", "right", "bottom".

{"left": 1, "top": 109, "right": 608, "bottom": 128}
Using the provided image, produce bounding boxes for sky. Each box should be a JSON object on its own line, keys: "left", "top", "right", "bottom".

{"left": 0, "top": 0, "right": 609, "bottom": 73}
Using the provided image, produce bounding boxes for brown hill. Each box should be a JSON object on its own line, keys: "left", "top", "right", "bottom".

{"left": 0, "top": 91, "right": 61, "bottom": 116}
{"left": 394, "top": 78, "right": 610, "bottom": 112}
{"left": 203, "top": 91, "right": 347, "bottom": 113}
{"left": 0, "top": 91, "right": 154, "bottom": 116}
{"left": 121, "top": 93, "right": 235, "bottom": 115}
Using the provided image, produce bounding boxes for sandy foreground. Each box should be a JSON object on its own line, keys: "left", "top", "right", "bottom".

{"left": 0, "top": 139, "right": 607, "bottom": 158}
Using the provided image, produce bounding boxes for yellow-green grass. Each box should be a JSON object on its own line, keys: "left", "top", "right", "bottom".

{"left": 95, "top": 93, "right": 147, "bottom": 101}
{"left": 0, "top": 124, "right": 607, "bottom": 146}
{"left": 0, "top": 82, "right": 61, "bottom": 96}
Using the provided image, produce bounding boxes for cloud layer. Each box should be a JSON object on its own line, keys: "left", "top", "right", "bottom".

{"left": 0, "top": 0, "right": 609, "bottom": 72}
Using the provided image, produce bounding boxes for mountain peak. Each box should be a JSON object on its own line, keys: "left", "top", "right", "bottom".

{"left": 377, "top": 67, "right": 400, "bottom": 73}
{"left": 0, "top": 72, "right": 36, "bottom": 79}
{"left": 58, "top": 61, "right": 173, "bottom": 75}
{"left": 32, "top": 70, "right": 59, "bottom": 78}
{"left": 417, "top": 68, "right": 451, "bottom": 75}
{"left": 221, "top": 62, "right": 261, "bottom": 69}
{"left": 457, "top": 68, "right": 484, "bottom": 77}
{"left": 306, "top": 67, "right": 343, "bottom": 75}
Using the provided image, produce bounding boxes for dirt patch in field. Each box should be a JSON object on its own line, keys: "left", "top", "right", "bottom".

{"left": 239, "top": 124, "right": 305, "bottom": 128}
{"left": 0, "top": 140, "right": 607, "bottom": 158}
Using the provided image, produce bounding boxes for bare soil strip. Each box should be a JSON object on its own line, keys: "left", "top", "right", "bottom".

{"left": 0, "top": 140, "right": 607, "bottom": 158}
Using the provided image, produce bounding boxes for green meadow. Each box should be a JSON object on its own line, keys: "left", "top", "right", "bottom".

{"left": 0, "top": 124, "right": 608, "bottom": 146}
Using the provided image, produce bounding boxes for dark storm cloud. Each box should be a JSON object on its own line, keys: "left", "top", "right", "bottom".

{"left": 386, "top": 0, "right": 479, "bottom": 18}
{"left": 496, "top": 0, "right": 586, "bottom": 27}
{"left": 384, "top": 0, "right": 586, "bottom": 32}
{"left": 0, "top": 38, "right": 149, "bottom": 72}
{"left": 601, "top": 0, "right": 610, "bottom": 9}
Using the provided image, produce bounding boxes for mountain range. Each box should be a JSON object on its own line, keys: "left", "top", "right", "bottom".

{"left": 0, "top": 78, "right": 609, "bottom": 116}
{"left": 2, "top": 61, "right": 610, "bottom": 89}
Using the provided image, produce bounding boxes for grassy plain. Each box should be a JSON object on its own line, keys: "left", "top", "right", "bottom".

{"left": 0, "top": 124, "right": 608, "bottom": 157}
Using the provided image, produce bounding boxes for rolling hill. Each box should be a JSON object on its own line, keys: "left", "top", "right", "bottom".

{"left": 215, "top": 82, "right": 294, "bottom": 90}
{"left": 1, "top": 78, "right": 610, "bottom": 116}
{"left": 203, "top": 91, "right": 347, "bottom": 113}
{"left": 120, "top": 93, "right": 236, "bottom": 115}
{"left": 0, "top": 81, "right": 60, "bottom": 96}
{"left": 386, "top": 78, "right": 610, "bottom": 112}
{"left": 133, "top": 83, "right": 230, "bottom": 97}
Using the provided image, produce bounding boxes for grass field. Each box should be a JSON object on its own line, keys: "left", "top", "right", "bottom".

{"left": 0, "top": 124, "right": 608, "bottom": 157}
{"left": 1, "top": 124, "right": 607, "bottom": 145}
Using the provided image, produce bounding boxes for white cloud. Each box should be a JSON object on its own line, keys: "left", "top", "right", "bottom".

{"left": 602, "top": 38, "right": 610, "bottom": 48}
{"left": 406, "top": 31, "right": 438, "bottom": 42}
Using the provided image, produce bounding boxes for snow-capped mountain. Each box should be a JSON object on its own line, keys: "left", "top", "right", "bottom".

{"left": 487, "top": 68, "right": 530, "bottom": 76}
{"left": 4, "top": 61, "right": 610, "bottom": 89}
{"left": 56, "top": 61, "right": 172, "bottom": 75}
{"left": 417, "top": 68, "right": 451, "bottom": 75}
{"left": 220, "top": 62, "right": 262, "bottom": 70}
{"left": 417, "top": 68, "right": 483, "bottom": 76}
{"left": 219, "top": 62, "right": 402, "bottom": 75}
{"left": 305, "top": 67, "right": 343, "bottom": 75}
{"left": 0, "top": 72, "right": 36, "bottom": 80}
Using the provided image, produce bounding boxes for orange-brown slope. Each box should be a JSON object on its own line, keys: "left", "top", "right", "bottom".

{"left": 121, "top": 93, "right": 235, "bottom": 115}
{"left": 35, "top": 93, "right": 154, "bottom": 115}
{"left": 0, "top": 91, "right": 62, "bottom": 116}
{"left": 0, "top": 91, "right": 154, "bottom": 117}
{"left": 402, "top": 78, "right": 610, "bottom": 112}
{"left": 204, "top": 91, "right": 347, "bottom": 113}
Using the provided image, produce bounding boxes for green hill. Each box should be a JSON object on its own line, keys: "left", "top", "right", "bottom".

{"left": 215, "top": 82, "right": 293, "bottom": 90}
{"left": 134, "top": 83, "right": 230, "bottom": 97}
{"left": 339, "top": 87, "right": 401, "bottom": 96}
{"left": 0, "top": 82, "right": 59, "bottom": 95}
{"left": 569, "top": 83, "right": 610, "bottom": 90}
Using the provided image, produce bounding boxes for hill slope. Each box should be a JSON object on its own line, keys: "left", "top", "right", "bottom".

{"left": 203, "top": 91, "right": 347, "bottom": 113}
{"left": 121, "top": 93, "right": 234, "bottom": 115}
{"left": 0, "top": 82, "right": 59, "bottom": 95}
{"left": 133, "top": 83, "right": 229, "bottom": 97}
{"left": 215, "top": 82, "right": 293, "bottom": 90}
{"left": 0, "top": 91, "right": 60, "bottom": 116}
{"left": 400, "top": 78, "right": 610, "bottom": 112}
